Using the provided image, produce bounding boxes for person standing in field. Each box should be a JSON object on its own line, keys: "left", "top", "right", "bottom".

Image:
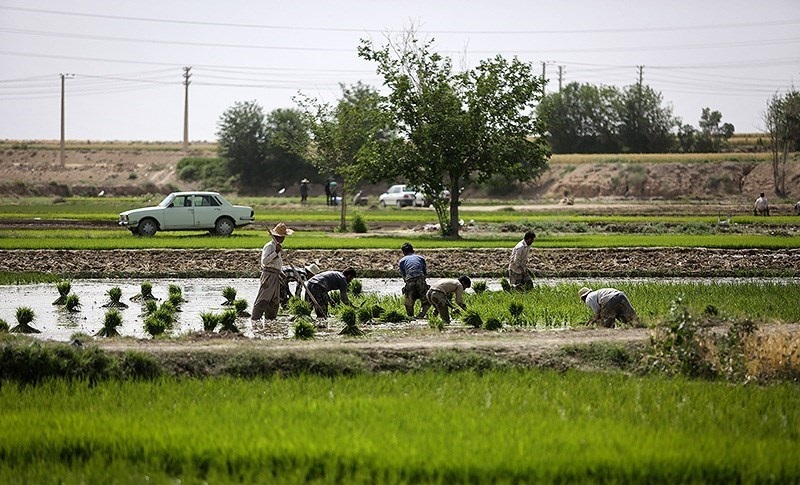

{"left": 754, "top": 192, "right": 770, "bottom": 216}
{"left": 305, "top": 268, "right": 357, "bottom": 318}
{"left": 251, "top": 222, "right": 293, "bottom": 321}
{"left": 329, "top": 180, "right": 339, "bottom": 206}
{"left": 324, "top": 179, "right": 332, "bottom": 206}
{"left": 299, "top": 179, "right": 310, "bottom": 204}
{"left": 280, "top": 262, "right": 320, "bottom": 306}
{"left": 578, "top": 287, "right": 639, "bottom": 327}
{"left": 398, "top": 242, "right": 431, "bottom": 318}
{"left": 508, "top": 230, "right": 536, "bottom": 290}
{"left": 426, "top": 275, "right": 471, "bottom": 324}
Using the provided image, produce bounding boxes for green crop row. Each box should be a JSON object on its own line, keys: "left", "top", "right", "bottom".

{"left": 0, "top": 371, "right": 797, "bottom": 484}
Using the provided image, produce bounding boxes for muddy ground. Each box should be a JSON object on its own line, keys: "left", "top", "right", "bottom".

{"left": 2, "top": 247, "right": 800, "bottom": 278}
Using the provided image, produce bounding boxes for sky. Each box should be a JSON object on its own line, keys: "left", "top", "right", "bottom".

{"left": 1, "top": 0, "right": 799, "bottom": 142}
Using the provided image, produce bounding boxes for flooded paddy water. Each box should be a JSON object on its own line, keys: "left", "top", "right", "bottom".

{"left": 1, "top": 277, "right": 796, "bottom": 342}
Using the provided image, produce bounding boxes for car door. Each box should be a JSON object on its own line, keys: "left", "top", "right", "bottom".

{"left": 193, "top": 194, "right": 222, "bottom": 228}
{"left": 163, "top": 194, "right": 196, "bottom": 229}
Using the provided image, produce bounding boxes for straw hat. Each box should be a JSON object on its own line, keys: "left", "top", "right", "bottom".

{"left": 301, "top": 178, "right": 310, "bottom": 183}
{"left": 578, "top": 287, "right": 592, "bottom": 300}
{"left": 269, "top": 222, "right": 293, "bottom": 237}
{"left": 305, "top": 262, "right": 321, "bottom": 275}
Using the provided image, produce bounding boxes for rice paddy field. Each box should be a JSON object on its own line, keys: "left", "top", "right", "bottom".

{"left": 1, "top": 195, "right": 800, "bottom": 483}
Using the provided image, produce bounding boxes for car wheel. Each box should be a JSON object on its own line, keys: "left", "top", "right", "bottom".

{"left": 137, "top": 218, "right": 158, "bottom": 237}
{"left": 396, "top": 200, "right": 404, "bottom": 208}
{"left": 380, "top": 200, "right": 386, "bottom": 208}
{"left": 214, "top": 217, "right": 235, "bottom": 236}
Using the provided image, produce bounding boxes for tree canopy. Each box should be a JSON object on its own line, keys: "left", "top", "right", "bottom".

{"left": 358, "top": 32, "right": 550, "bottom": 237}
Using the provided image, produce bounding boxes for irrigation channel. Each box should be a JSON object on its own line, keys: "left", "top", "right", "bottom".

{"left": 2, "top": 277, "right": 798, "bottom": 342}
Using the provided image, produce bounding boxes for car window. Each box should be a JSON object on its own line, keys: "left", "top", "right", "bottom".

{"left": 208, "top": 195, "right": 221, "bottom": 206}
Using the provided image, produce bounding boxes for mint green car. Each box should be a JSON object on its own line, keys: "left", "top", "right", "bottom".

{"left": 119, "top": 191, "right": 255, "bottom": 236}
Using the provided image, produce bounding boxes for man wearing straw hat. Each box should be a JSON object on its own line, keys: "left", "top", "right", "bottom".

{"left": 252, "top": 222, "right": 293, "bottom": 321}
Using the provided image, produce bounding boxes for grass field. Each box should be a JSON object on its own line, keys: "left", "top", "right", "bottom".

{"left": 0, "top": 371, "right": 797, "bottom": 484}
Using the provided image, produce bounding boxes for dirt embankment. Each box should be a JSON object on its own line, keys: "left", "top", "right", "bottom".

{"left": 1, "top": 143, "right": 797, "bottom": 201}
{"left": 2, "top": 247, "right": 798, "bottom": 278}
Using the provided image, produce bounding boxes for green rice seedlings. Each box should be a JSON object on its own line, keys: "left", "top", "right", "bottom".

{"left": 294, "top": 317, "right": 316, "bottom": 340}
{"left": 221, "top": 286, "right": 237, "bottom": 306}
{"left": 233, "top": 298, "right": 250, "bottom": 318}
{"left": 52, "top": 280, "right": 71, "bottom": 305}
{"left": 380, "top": 309, "right": 408, "bottom": 324}
{"left": 428, "top": 313, "right": 445, "bottom": 331}
{"left": 168, "top": 292, "right": 184, "bottom": 310}
{"left": 102, "top": 287, "right": 129, "bottom": 309}
{"left": 200, "top": 312, "right": 221, "bottom": 332}
{"left": 349, "top": 279, "right": 363, "bottom": 296}
{"left": 329, "top": 290, "right": 342, "bottom": 305}
{"left": 95, "top": 309, "right": 123, "bottom": 337}
{"left": 0, "top": 318, "right": 9, "bottom": 332}
{"left": 142, "top": 299, "right": 158, "bottom": 316}
{"left": 64, "top": 294, "right": 81, "bottom": 313}
{"left": 287, "top": 297, "right": 313, "bottom": 317}
{"left": 338, "top": 307, "right": 364, "bottom": 336}
{"left": 500, "top": 277, "right": 512, "bottom": 292}
{"left": 472, "top": 281, "right": 488, "bottom": 294}
{"left": 462, "top": 310, "right": 483, "bottom": 329}
{"left": 10, "top": 307, "right": 39, "bottom": 334}
{"left": 357, "top": 306, "right": 373, "bottom": 324}
{"left": 130, "top": 281, "right": 156, "bottom": 302}
{"left": 168, "top": 284, "right": 186, "bottom": 302}
{"left": 371, "top": 304, "right": 384, "bottom": 318}
{"left": 143, "top": 314, "right": 168, "bottom": 337}
{"left": 218, "top": 309, "right": 239, "bottom": 333}
{"left": 484, "top": 317, "right": 503, "bottom": 331}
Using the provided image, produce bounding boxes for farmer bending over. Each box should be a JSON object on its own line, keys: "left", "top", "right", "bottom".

{"left": 305, "top": 268, "right": 357, "bottom": 318}
{"left": 426, "top": 275, "right": 471, "bottom": 324}
{"left": 578, "top": 287, "right": 639, "bottom": 328}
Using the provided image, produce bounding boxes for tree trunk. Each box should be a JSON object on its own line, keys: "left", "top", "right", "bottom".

{"left": 447, "top": 178, "right": 461, "bottom": 238}
{"left": 339, "top": 180, "right": 347, "bottom": 232}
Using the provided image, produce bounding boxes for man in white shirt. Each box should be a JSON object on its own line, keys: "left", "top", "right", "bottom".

{"left": 754, "top": 192, "right": 770, "bottom": 216}
{"left": 252, "top": 222, "right": 293, "bottom": 321}
{"left": 578, "top": 287, "right": 639, "bottom": 327}
{"left": 508, "top": 231, "right": 536, "bottom": 290}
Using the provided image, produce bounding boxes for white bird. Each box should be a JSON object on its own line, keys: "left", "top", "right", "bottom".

{"left": 98, "top": 190, "right": 105, "bottom": 197}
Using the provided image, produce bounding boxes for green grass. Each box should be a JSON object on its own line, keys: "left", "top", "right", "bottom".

{"left": 0, "top": 371, "right": 797, "bottom": 484}
{"left": 1, "top": 228, "right": 798, "bottom": 249}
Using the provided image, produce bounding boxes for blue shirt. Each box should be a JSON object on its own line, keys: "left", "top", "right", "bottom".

{"left": 399, "top": 254, "right": 427, "bottom": 280}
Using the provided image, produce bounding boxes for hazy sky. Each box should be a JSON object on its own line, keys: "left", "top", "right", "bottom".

{"left": 1, "top": 0, "right": 799, "bottom": 142}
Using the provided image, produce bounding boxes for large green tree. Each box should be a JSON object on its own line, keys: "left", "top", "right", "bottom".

{"left": 538, "top": 82, "right": 622, "bottom": 153}
{"left": 618, "top": 84, "right": 677, "bottom": 153}
{"left": 358, "top": 33, "right": 550, "bottom": 237}
{"left": 295, "top": 82, "right": 389, "bottom": 230}
{"left": 216, "top": 101, "right": 314, "bottom": 192}
{"left": 764, "top": 89, "right": 800, "bottom": 197}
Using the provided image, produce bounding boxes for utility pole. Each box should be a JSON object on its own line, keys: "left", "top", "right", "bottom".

{"left": 558, "top": 65, "right": 564, "bottom": 92}
{"left": 637, "top": 65, "right": 644, "bottom": 92}
{"left": 182, "top": 67, "right": 191, "bottom": 151}
{"left": 541, "top": 62, "right": 547, "bottom": 97}
{"left": 59, "top": 73, "right": 74, "bottom": 168}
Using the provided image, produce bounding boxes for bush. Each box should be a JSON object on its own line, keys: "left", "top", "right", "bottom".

{"left": 351, "top": 213, "right": 368, "bottom": 233}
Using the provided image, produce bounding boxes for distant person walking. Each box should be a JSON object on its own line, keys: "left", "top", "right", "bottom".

{"left": 299, "top": 179, "right": 310, "bottom": 204}
{"left": 252, "top": 223, "right": 293, "bottom": 321}
{"left": 329, "top": 180, "right": 339, "bottom": 206}
{"left": 324, "top": 179, "right": 332, "bottom": 206}
{"left": 508, "top": 231, "right": 536, "bottom": 290}
{"left": 578, "top": 287, "right": 639, "bottom": 327}
{"left": 754, "top": 192, "right": 770, "bottom": 216}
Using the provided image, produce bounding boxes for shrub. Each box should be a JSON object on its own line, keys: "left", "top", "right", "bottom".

{"left": 53, "top": 280, "right": 71, "bottom": 305}
{"left": 95, "top": 309, "right": 123, "bottom": 337}
{"left": 219, "top": 309, "right": 239, "bottom": 333}
{"left": 484, "top": 317, "right": 503, "bottom": 331}
{"left": 288, "top": 297, "right": 313, "bottom": 317}
{"left": 9, "top": 306, "right": 41, "bottom": 333}
{"left": 64, "top": 294, "right": 81, "bottom": 313}
{"left": 294, "top": 317, "right": 316, "bottom": 340}
{"left": 462, "top": 310, "right": 483, "bottom": 329}
{"left": 222, "top": 286, "right": 237, "bottom": 305}
{"left": 351, "top": 213, "right": 368, "bottom": 233}
{"left": 200, "top": 312, "right": 221, "bottom": 332}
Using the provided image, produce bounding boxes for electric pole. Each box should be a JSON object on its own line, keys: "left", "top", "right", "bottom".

{"left": 558, "top": 65, "right": 564, "bottom": 92}
{"left": 541, "top": 62, "right": 547, "bottom": 97}
{"left": 182, "top": 67, "right": 191, "bottom": 151}
{"left": 59, "top": 73, "right": 74, "bottom": 168}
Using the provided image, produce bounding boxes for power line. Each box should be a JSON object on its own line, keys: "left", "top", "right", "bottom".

{"left": 2, "top": 5, "right": 800, "bottom": 35}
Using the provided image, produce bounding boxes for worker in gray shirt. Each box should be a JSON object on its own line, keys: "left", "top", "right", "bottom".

{"left": 578, "top": 287, "right": 638, "bottom": 327}
{"left": 305, "top": 268, "right": 357, "bottom": 318}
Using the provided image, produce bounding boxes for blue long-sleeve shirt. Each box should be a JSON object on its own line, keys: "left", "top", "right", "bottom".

{"left": 399, "top": 254, "right": 427, "bottom": 280}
